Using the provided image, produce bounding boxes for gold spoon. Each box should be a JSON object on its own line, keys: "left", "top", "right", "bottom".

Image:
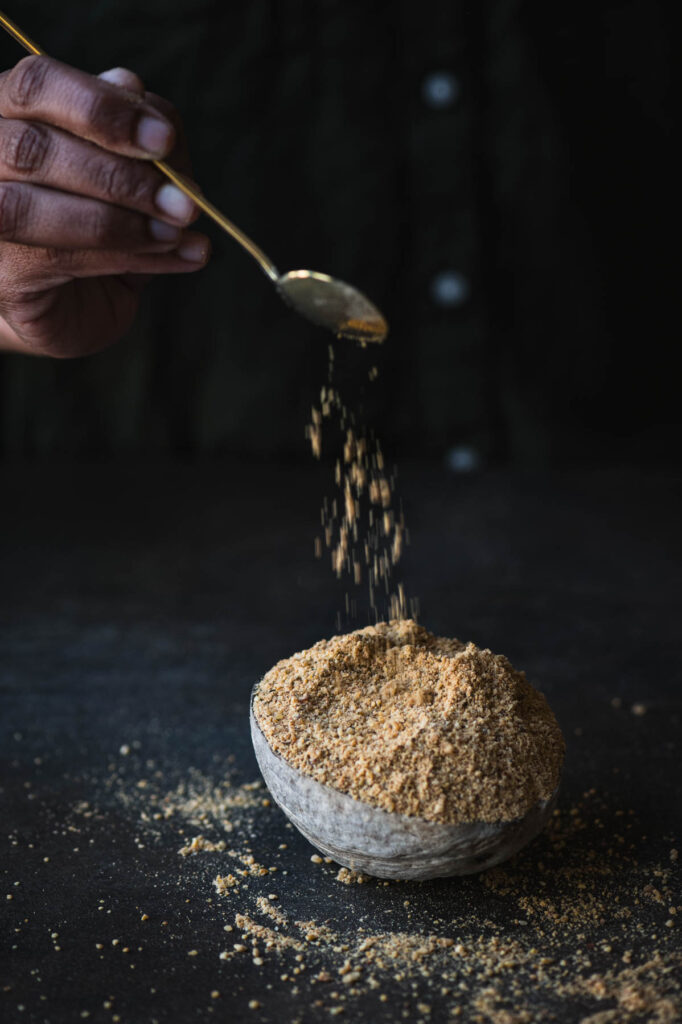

{"left": 0, "top": 10, "right": 388, "bottom": 344}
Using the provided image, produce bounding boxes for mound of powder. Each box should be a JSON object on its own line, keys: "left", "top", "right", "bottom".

{"left": 253, "top": 620, "right": 564, "bottom": 825}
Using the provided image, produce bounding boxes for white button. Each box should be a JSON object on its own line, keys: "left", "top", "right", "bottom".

{"left": 430, "top": 270, "right": 470, "bottom": 308}
{"left": 422, "top": 71, "right": 460, "bottom": 109}
{"left": 446, "top": 445, "right": 481, "bottom": 473}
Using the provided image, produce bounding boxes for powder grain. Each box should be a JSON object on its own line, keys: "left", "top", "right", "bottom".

{"left": 253, "top": 620, "right": 564, "bottom": 825}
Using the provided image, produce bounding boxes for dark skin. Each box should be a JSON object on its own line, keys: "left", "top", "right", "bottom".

{"left": 0, "top": 55, "right": 211, "bottom": 358}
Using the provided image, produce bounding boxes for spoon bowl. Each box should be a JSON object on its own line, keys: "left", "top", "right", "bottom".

{"left": 277, "top": 270, "right": 388, "bottom": 344}
{"left": 250, "top": 691, "right": 558, "bottom": 881}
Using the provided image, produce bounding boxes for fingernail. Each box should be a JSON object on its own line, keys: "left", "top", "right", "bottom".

{"left": 177, "top": 237, "right": 210, "bottom": 263}
{"left": 137, "top": 114, "right": 173, "bottom": 156}
{"left": 149, "top": 218, "right": 180, "bottom": 242}
{"left": 155, "top": 183, "right": 195, "bottom": 223}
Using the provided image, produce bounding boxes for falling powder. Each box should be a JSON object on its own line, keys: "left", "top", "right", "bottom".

{"left": 305, "top": 345, "right": 417, "bottom": 623}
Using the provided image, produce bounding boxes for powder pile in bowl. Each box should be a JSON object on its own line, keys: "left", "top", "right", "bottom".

{"left": 253, "top": 619, "right": 564, "bottom": 825}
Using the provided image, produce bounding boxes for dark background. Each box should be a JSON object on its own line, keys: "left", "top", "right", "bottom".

{"left": 1, "top": 7, "right": 681, "bottom": 1021}
{"left": 0, "top": 0, "right": 678, "bottom": 467}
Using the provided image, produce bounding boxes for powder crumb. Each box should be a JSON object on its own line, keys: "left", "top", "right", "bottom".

{"left": 256, "top": 896, "right": 288, "bottom": 926}
{"left": 671, "top": 850, "right": 679, "bottom": 862}
{"left": 248, "top": 1000, "right": 261, "bottom": 1010}
{"left": 631, "top": 703, "right": 648, "bottom": 716}
{"left": 235, "top": 913, "right": 304, "bottom": 952}
{"left": 295, "top": 920, "right": 338, "bottom": 943}
{"left": 254, "top": 620, "right": 564, "bottom": 825}
{"left": 336, "top": 868, "right": 368, "bottom": 886}
{"left": 214, "top": 874, "right": 240, "bottom": 895}
{"left": 179, "top": 835, "right": 227, "bottom": 857}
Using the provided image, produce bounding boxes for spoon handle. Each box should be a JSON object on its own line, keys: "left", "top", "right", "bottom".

{"left": 0, "top": 9, "right": 281, "bottom": 282}
{"left": 148, "top": 162, "right": 280, "bottom": 281}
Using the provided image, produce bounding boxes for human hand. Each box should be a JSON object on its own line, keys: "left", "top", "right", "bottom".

{"left": 0, "top": 56, "right": 210, "bottom": 357}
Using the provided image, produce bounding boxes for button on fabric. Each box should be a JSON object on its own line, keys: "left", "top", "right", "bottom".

{"left": 430, "top": 270, "right": 470, "bottom": 308}
{"left": 446, "top": 445, "right": 482, "bottom": 474}
{"left": 421, "top": 71, "right": 460, "bottom": 109}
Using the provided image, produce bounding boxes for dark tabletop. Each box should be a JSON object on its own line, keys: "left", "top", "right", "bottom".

{"left": 1, "top": 461, "right": 680, "bottom": 1024}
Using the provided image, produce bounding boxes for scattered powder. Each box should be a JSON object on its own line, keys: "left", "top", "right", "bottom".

{"left": 214, "top": 874, "right": 241, "bottom": 895}
{"left": 233, "top": 914, "right": 304, "bottom": 953}
{"left": 225, "top": 849, "right": 272, "bottom": 877}
{"left": 51, "top": 755, "right": 680, "bottom": 1023}
{"left": 256, "top": 895, "right": 289, "bottom": 926}
{"left": 178, "top": 835, "right": 227, "bottom": 857}
{"left": 336, "top": 868, "right": 368, "bottom": 886}
{"left": 569, "top": 955, "right": 680, "bottom": 1022}
{"left": 117, "top": 767, "right": 263, "bottom": 831}
{"left": 254, "top": 619, "right": 564, "bottom": 824}
{"left": 294, "top": 920, "right": 338, "bottom": 943}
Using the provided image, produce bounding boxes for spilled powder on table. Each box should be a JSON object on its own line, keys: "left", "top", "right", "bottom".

{"left": 60, "top": 752, "right": 682, "bottom": 1024}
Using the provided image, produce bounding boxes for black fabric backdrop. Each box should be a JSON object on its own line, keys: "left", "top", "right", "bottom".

{"left": 0, "top": 0, "right": 677, "bottom": 464}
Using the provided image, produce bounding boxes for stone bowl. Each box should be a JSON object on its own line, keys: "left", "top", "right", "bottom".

{"left": 250, "top": 690, "right": 558, "bottom": 881}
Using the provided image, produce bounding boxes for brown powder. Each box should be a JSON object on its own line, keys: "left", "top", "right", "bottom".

{"left": 214, "top": 873, "right": 241, "bottom": 894}
{"left": 568, "top": 955, "right": 681, "bottom": 1023}
{"left": 60, "top": 755, "right": 679, "bottom": 1022}
{"left": 336, "top": 868, "right": 368, "bottom": 885}
{"left": 306, "top": 346, "right": 417, "bottom": 624}
{"left": 178, "top": 835, "right": 227, "bottom": 857}
{"left": 234, "top": 913, "right": 304, "bottom": 953}
{"left": 134, "top": 769, "right": 263, "bottom": 828}
{"left": 256, "top": 895, "right": 289, "bottom": 926}
{"left": 253, "top": 619, "right": 564, "bottom": 825}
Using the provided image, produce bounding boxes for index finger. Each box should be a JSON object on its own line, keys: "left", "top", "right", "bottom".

{"left": 0, "top": 55, "right": 176, "bottom": 160}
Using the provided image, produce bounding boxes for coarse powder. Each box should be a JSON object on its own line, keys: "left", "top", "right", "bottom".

{"left": 306, "top": 343, "right": 417, "bottom": 623}
{"left": 253, "top": 619, "right": 565, "bottom": 825}
{"left": 54, "top": 748, "right": 679, "bottom": 1022}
